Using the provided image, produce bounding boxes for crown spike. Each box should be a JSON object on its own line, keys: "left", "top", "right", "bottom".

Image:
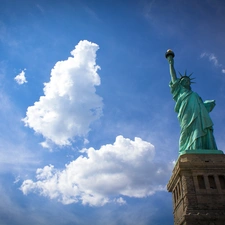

{"left": 178, "top": 71, "right": 182, "bottom": 77}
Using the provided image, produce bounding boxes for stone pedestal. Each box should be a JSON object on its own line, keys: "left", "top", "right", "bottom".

{"left": 167, "top": 154, "right": 225, "bottom": 225}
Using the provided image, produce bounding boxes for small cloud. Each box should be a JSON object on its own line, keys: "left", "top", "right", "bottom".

{"left": 40, "top": 141, "right": 50, "bottom": 149}
{"left": 114, "top": 197, "right": 126, "bottom": 205}
{"left": 36, "top": 4, "right": 44, "bottom": 13}
{"left": 84, "top": 138, "right": 89, "bottom": 145}
{"left": 14, "top": 69, "right": 27, "bottom": 85}
{"left": 200, "top": 52, "right": 225, "bottom": 73}
{"left": 14, "top": 176, "right": 21, "bottom": 184}
{"left": 20, "top": 135, "right": 171, "bottom": 206}
{"left": 142, "top": 0, "right": 156, "bottom": 20}
{"left": 39, "top": 140, "right": 53, "bottom": 151}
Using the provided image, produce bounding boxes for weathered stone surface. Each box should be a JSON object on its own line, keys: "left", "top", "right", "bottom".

{"left": 167, "top": 154, "right": 225, "bottom": 225}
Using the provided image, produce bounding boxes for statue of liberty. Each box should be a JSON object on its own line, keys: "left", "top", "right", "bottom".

{"left": 165, "top": 49, "right": 219, "bottom": 155}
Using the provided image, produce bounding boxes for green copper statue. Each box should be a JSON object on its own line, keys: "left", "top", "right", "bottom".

{"left": 165, "top": 49, "right": 219, "bottom": 155}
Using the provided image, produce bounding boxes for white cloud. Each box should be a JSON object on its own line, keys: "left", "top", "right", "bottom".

{"left": 114, "top": 197, "right": 126, "bottom": 205}
{"left": 83, "top": 138, "right": 89, "bottom": 145}
{"left": 20, "top": 135, "right": 172, "bottom": 206}
{"left": 200, "top": 52, "right": 225, "bottom": 73}
{"left": 14, "top": 69, "right": 27, "bottom": 85}
{"left": 40, "top": 141, "right": 51, "bottom": 149}
{"left": 22, "top": 40, "right": 103, "bottom": 146}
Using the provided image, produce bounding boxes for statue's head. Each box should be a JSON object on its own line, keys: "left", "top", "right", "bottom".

{"left": 179, "top": 71, "right": 195, "bottom": 90}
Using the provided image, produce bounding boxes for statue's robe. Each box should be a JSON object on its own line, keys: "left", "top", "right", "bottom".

{"left": 170, "top": 80, "right": 217, "bottom": 153}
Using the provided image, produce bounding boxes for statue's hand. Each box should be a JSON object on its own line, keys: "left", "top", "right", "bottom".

{"left": 167, "top": 55, "right": 174, "bottom": 65}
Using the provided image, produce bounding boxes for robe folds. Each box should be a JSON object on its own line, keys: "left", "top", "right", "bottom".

{"left": 170, "top": 80, "right": 217, "bottom": 153}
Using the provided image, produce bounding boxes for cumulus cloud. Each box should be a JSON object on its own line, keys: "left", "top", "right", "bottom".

{"left": 20, "top": 135, "right": 172, "bottom": 206}
{"left": 14, "top": 69, "right": 27, "bottom": 85}
{"left": 200, "top": 52, "right": 225, "bottom": 73}
{"left": 22, "top": 40, "right": 103, "bottom": 146}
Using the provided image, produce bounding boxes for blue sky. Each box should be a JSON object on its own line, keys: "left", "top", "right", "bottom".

{"left": 1, "top": 0, "right": 225, "bottom": 224}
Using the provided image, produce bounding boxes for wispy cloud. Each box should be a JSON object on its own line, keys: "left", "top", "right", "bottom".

{"left": 142, "top": 0, "right": 156, "bottom": 20}
{"left": 22, "top": 40, "right": 103, "bottom": 147}
{"left": 14, "top": 69, "right": 27, "bottom": 85}
{"left": 0, "top": 91, "right": 40, "bottom": 174}
{"left": 36, "top": 4, "right": 45, "bottom": 13}
{"left": 200, "top": 52, "right": 225, "bottom": 73}
{"left": 21, "top": 135, "right": 172, "bottom": 206}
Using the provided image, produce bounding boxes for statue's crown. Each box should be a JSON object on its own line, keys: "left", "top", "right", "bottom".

{"left": 179, "top": 70, "right": 195, "bottom": 84}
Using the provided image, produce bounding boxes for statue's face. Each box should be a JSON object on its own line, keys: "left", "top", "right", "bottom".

{"left": 180, "top": 77, "right": 191, "bottom": 89}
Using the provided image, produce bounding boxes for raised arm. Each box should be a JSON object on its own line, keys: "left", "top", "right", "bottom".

{"left": 165, "top": 50, "right": 177, "bottom": 83}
